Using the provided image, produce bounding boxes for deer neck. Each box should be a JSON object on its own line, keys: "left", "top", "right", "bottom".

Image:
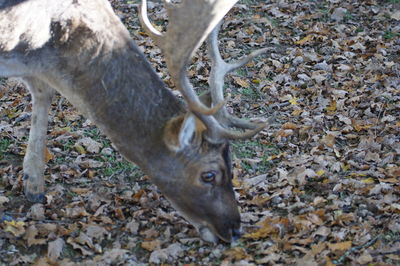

{"left": 43, "top": 34, "right": 185, "bottom": 181}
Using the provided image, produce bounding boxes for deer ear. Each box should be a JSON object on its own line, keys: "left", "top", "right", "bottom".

{"left": 164, "top": 114, "right": 205, "bottom": 152}
{"left": 178, "top": 114, "right": 197, "bottom": 148}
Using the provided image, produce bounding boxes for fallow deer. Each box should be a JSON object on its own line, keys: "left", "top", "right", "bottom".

{"left": 0, "top": 0, "right": 266, "bottom": 243}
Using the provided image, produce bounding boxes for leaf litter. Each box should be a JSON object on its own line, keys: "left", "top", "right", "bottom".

{"left": 0, "top": 0, "right": 399, "bottom": 264}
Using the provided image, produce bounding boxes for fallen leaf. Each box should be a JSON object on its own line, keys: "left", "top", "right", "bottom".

{"left": 223, "top": 247, "right": 251, "bottom": 261}
{"left": 141, "top": 240, "right": 162, "bottom": 251}
{"left": 233, "top": 77, "right": 250, "bottom": 88}
{"left": 289, "top": 97, "right": 298, "bottom": 105}
{"left": 356, "top": 251, "right": 373, "bottom": 264}
{"left": 295, "top": 34, "right": 314, "bottom": 45}
{"left": 328, "top": 241, "right": 352, "bottom": 251}
{"left": 149, "top": 243, "right": 184, "bottom": 264}
{"left": 245, "top": 217, "right": 290, "bottom": 240}
{"left": 47, "top": 238, "right": 65, "bottom": 262}
{"left": 326, "top": 100, "right": 337, "bottom": 113}
{"left": 4, "top": 220, "right": 26, "bottom": 237}
{"left": 44, "top": 147, "right": 54, "bottom": 162}
{"left": 25, "top": 225, "right": 47, "bottom": 247}
{"left": 0, "top": 196, "right": 9, "bottom": 206}
{"left": 282, "top": 122, "right": 299, "bottom": 130}
{"left": 77, "top": 137, "right": 103, "bottom": 153}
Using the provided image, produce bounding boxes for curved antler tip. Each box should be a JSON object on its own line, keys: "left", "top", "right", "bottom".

{"left": 139, "top": 0, "right": 164, "bottom": 43}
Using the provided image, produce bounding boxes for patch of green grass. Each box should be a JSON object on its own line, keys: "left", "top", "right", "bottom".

{"left": 383, "top": 31, "right": 399, "bottom": 40}
{"left": 344, "top": 11, "right": 354, "bottom": 21}
{"left": 100, "top": 154, "right": 141, "bottom": 181}
{"left": 62, "top": 242, "right": 80, "bottom": 259}
{"left": 355, "top": 27, "right": 364, "bottom": 33}
{"left": 232, "top": 140, "right": 280, "bottom": 173}
{"left": 0, "top": 138, "right": 11, "bottom": 160}
{"left": 240, "top": 0, "right": 259, "bottom": 5}
{"left": 0, "top": 77, "right": 7, "bottom": 87}
{"left": 235, "top": 68, "right": 248, "bottom": 77}
{"left": 241, "top": 87, "right": 258, "bottom": 98}
{"left": 83, "top": 128, "right": 101, "bottom": 140}
{"left": 62, "top": 139, "right": 76, "bottom": 152}
{"left": 65, "top": 190, "right": 79, "bottom": 199}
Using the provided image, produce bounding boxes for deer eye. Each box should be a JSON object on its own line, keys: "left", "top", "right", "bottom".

{"left": 201, "top": 171, "right": 217, "bottom": 183}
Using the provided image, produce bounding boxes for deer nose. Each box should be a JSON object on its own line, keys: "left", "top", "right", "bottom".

{"left": 232, "top": 228, "right": 241, "bottom": 241}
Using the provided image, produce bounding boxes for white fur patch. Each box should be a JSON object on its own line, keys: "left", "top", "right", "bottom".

{"left": 198, "top": 226, "right": 219, "bottom": 243}
{"left": 178, "top": 114, "right": 196, "bottom": 149}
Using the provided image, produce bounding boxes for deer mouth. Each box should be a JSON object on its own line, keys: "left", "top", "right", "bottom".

{"left": 198, "top": 226, "right": 219, "bottom": 243}
{"left": 197, "top": 224, "right": 241, "bottom": 243}
{"left": 164, "top": 196, "right": 240, "bottom": 243}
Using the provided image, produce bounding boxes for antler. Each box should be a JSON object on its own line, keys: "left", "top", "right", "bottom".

{"left": 206, "top": 23, "right": 268, "bottom": 132}
{"left": 139, "top": 0, "right": 267, "bottom": 141}
{"left": 139, "top": 0, "right": 237, "bottom": 115}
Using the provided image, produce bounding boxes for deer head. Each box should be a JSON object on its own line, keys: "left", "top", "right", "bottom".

{"left": 0, "top": 0, "right": 267, "bottom": 244}
{"left": 139, "top": 0, "right": 267, "bottom": 242}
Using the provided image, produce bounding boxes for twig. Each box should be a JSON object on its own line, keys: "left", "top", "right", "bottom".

{"left": 332, "top": 235, "right": 382, "bottom": 265}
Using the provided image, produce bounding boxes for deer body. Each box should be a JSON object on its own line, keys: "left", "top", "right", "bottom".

{"left": 1, "top": 0, "right": 266, "bottom": 243}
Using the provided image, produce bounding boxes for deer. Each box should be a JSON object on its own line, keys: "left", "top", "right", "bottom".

{"left": 0, "top": 0, "right": 267, "bottom": 243}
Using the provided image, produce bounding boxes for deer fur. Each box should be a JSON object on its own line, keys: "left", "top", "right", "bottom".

{"left": 0, "top": 0, "right": 242, "bottom": 243}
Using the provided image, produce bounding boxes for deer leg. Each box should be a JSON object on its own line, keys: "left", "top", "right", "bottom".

{"left": 22, "top": 77, "right": 54, "bottom": 203}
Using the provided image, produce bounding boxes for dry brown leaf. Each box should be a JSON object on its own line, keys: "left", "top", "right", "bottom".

{"left": 141, "top": 240, "right": 162, "bottom": 251}
{"left": 245, "top": 217, "right": 290, "bottom": 240}
{"left": 282, "top": 122, "right": 299, "bottom": 130}
{"left": 275, "top": 129, "right": 294, "bottom": 138}
{"left": 25, "top": 225, "right": 47, "bottom": 247}
{"left": 0, "top": 195, "right": 9, "bottom": 206}
{"left": 223, "top": 247, "right": 251, "bottom": 261}
{"left": 379, "top": 178, "right": 399, "bottom": 184}
{"left": 115, "top": 208, "right": 126, "bottom": 220}
{"left": 74, "top": 232, "right": 94, "bottom": 249}
{"left": 47, "top": 238, "right": 65, "bottom": 262}
{"left": 64, "top": 206, "right": 89, "bottom": 218}
{"left": 4, "top": 220, "right": 26, "bottom": 237}
{"left": 311, "top": 242, "right": 327, "bottom": 255}
{"left": 67, "top": 237, "right": 94, "bottom": 256}
{"left": 77, "top": 137, "right": 103, "bottom": 153}
{"left": 326, "top": 100, "right": 337, "bottom": 113}
{"left": 71, "top": 187, "right": 91, "bottom": 194}
{"left": 328, "top": 241, "right": 352, "bottom": 251}
{"left": 141, "top": 228, "right": 160, "bottom": 239}
{"left": 295, "top": 34, "right": 314, "bottom": 45}
{"left": 321, "top": 134, "right": 336, "bottom": 148}
{"left": 85, "top": 225, "right": 108, "bottom": 242}
{"left": 44, "top": 147, "right": 54, "bottom": 162}
{"left": 232, "top": 76, "right": 250, "bottom": 88}
{"left": 356, "top": 251, "right": 373, "bottom": 264}
{"left": 32, "top": 257, "right": 51, "bottom": 266}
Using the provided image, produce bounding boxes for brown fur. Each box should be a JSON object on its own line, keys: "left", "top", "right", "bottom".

{"left": 0, "top": 0, "right": 240, "bottom": 242}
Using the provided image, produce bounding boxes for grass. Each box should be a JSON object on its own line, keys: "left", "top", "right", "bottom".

{"left": 100, "top": 153, "right": 141, "bottom": 181}
{"left": 383, "top": 31, "right": 399, "bottom": 40}
{"left": 83, "top": 128, "right": 101, "bottom": 140}
{"left": 0, "top": 78, "right": 7, "bottom": 87}
{"left": 0, "top": 138, "right": 11, "bottom": 160}
{"left": 344, "top": 11, "right": 354, "bottom": 21}
{"left": 232, "top": 140, "right": 280, "bottom": 173}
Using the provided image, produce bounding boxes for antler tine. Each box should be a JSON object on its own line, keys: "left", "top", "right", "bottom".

{"left": 139, "top": 0, "right": 237, "bottom": 115}
{"left": 139, "top": 0, "right": 164, "bottom": 47}
{"left": 139, "top": 0, "right": 267, "bottom": 140}
{"left": 206, "top": 23, "right": 268, "bottom": 138}
{"left": 198, "top": 113, "right": 266, "bottom": 142}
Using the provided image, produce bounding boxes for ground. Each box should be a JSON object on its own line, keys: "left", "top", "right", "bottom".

{"left": 0, "top": 0, "right": 399, "bottom": 265}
